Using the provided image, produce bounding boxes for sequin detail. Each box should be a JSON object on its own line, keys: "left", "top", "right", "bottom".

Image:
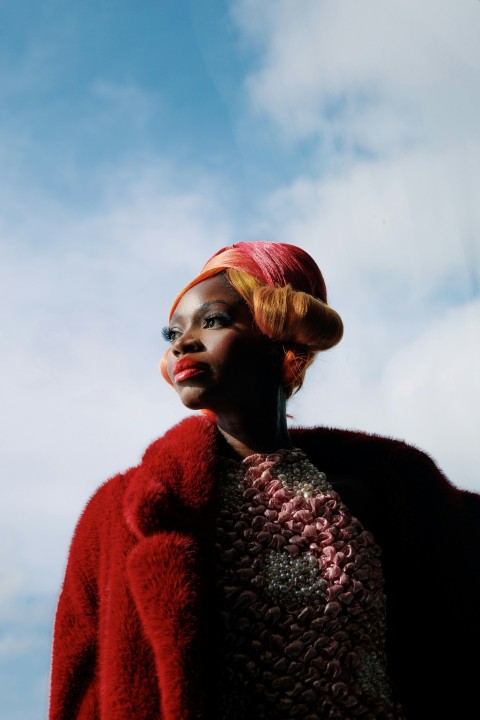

{"left": 263, "top": 550, "right": 327, "bottom": 606}
{"left": 215, "top": 448, "right": 406, "bottom": 720}
{"left": 358, "top": 650, "right": 393, "bottom": 702}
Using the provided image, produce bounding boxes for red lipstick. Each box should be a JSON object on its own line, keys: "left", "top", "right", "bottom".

{"left": 173, "top": 359, "right": 207, "bottom": 383}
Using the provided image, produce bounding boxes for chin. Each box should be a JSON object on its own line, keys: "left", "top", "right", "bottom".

{"left": 177, "top": 388, "right": 211, "bottom": 411}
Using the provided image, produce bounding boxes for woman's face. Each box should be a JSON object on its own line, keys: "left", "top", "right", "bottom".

{"left": 163, "top": 274, "right": 283, "bottom": 415}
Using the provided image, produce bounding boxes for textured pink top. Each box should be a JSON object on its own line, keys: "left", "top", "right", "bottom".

{"left": 215, "top": 448, "right": 406, "bottom": 720}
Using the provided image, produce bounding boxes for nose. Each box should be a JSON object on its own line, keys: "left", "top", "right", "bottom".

{"left": 171, "top": 329, "right": 204, "bottom": 356}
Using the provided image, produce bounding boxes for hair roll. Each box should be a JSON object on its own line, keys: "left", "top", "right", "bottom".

{"left": 226, "top": 268, "right": 343, "bottom": 396}
{"left": 252, "top": 285, "right": 343, "bottom": 351}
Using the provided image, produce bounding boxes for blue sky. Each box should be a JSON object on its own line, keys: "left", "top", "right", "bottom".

{"left": 0, "top": 0, "right": 309, "bottom": 218}
{"left": 1, "top": 1, "right": 479, "bottom": 717}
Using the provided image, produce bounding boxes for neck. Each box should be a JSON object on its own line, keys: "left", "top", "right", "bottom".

{"left": 215, "top": 390, "right": 292, "bottom": 459}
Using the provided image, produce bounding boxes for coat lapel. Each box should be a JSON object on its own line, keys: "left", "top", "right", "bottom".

{"left": 123, "top": 415, "right": 220, "bottom": 720}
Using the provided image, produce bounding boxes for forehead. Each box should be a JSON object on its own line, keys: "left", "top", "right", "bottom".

{"left": 170, "top": 274, "right": 243, "bottom": 320}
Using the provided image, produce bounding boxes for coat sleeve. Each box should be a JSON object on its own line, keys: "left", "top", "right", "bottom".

{"left": 370, "top": 442, "right": 480, "bottom": 719}
{"left": 48, "top": 480, "right": 114, "bottom": 720}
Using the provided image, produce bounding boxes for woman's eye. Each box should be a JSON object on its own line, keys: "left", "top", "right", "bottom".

{"left": 161, "top": 326, "right": 180, "bottom": 343}
{"left": 204, "top": 313, "right": 231, "bottom": 329}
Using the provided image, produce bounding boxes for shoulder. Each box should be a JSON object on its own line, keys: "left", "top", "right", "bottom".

{"left": 124, "top": 414, "right": 219, "bottom": 537}
{"left": 291, "top": 424, "right": 455, "bottom": 488}
{"left": 292, "top": 424, "right": 479, "bottom": 541}
{"left": 292, "top": 423, "right": 438, "bottom": 463}
{"left": 68, "top": 415, "right": 218, "bottom": 545}
{"left": 67, "top": 468, "right": 135, "bottom": 556}
{"left": 138, "top": 414, "right": 218, "bottom": 477}
{"left": 77, "top": 415, "right": 216, "bottom": 521}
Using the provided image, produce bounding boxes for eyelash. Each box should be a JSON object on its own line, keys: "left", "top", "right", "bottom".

{"left": 161, "top": 313, "right": 231, "bottom": 344}
{"left": 161, "top": 326, "right": 178, "bottom": 343}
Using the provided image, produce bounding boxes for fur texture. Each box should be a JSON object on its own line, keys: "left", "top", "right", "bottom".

{"left": 49, "top": 415, "right": 480, "bottom": 719}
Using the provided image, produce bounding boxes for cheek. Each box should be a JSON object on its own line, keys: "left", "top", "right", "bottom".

{"left": 211, "top": 336, "right": 249, "bottom": 371}
{"left": 161, "top": 348, "right": 175, "bottom": 385}
{"left": 213, "top": 335, "right": 274, "bottom": 379}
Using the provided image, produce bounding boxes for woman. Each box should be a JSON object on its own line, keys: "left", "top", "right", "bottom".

{"left": 49, "top": 241, "right": 480, "bottom": 720}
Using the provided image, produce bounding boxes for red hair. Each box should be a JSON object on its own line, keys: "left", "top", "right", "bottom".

{"left": 168, "top": 242, "right": 328, "bottom": 320}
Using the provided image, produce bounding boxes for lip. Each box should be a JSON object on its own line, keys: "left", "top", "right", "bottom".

{"left": 172, "top": 359, "right": 208, "bottom": 383}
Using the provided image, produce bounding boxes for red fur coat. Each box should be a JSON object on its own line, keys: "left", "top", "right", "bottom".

{"left": 49, "top": 415, "right": 480, "bottom": 719}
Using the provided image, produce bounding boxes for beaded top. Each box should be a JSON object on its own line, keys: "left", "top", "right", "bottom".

{"left": 215, "top": 448, "right": 405, "bottom": 720}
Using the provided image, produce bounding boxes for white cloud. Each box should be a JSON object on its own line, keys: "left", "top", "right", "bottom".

{"left": 381, "top": 300, "right": 480, "bottom": 455}
{"left": 234, "top": 0, "right": 480, "bottom": 149}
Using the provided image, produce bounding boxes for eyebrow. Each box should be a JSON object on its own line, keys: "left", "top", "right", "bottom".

{"left": 170, "top": 300, "right": 237, "bottom": 324}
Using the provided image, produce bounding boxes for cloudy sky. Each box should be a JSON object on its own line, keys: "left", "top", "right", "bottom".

{"left": 1, "top": 1, "right": 479, "bottom": 717}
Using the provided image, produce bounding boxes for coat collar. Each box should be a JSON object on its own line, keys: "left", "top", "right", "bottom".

{"left": 124, "top": 414, "right": 220, "bottom": 539}
{"left": 122, "top": 414, "right": 368, "bottom": 537}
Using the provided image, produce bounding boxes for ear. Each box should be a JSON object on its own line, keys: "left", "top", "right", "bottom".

{"left": 281, "top": 348, "right": 308, "bottom": 395}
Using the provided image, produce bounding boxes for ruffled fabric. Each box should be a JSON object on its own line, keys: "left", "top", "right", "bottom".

{"left": 215, "top": 448, "right": 405, "bottom": 719}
